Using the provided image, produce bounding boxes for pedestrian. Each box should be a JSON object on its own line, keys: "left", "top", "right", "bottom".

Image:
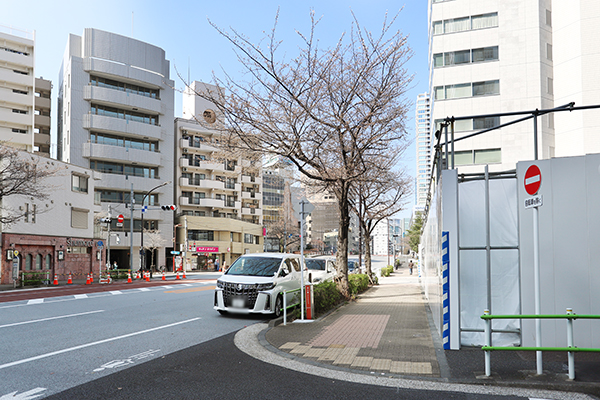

{"left": 222, "top": 260, "right": 227, "bottom": 272}
{"left": 408, "top": 260, "right": 414, "bottom": 275}
{"left": 215, "top": 258, "right": 220, "bottom": 272}
{"left": 112, "top": 261, "right": 118, "bottom": 270}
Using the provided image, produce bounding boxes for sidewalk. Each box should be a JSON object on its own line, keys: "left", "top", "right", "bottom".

{"left": 263, "top": 267, "right": 600, "bottom": 398}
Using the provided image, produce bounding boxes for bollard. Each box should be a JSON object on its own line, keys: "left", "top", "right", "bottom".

{"left": 484, "top": 309, "right": 491, "bottom": 377}
{"left": 566, "top": 308, "right": 575, "bottom": 380}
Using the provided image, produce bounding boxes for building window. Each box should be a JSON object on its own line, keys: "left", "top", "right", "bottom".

{"left": 11, "top": 128, "right": 27, "bottom": 134}
{"left": 89, "top": 160, "right": 158, "bottom": 179}
{"left": 90, "top": 132, "right": 158, "bottom": 152}
{"left": 188, "top": 230, "right": 214, "bottom": 241}
{"left": 244, "top": 233, "right": 254, "bottom": 244}
{"left": 25, "top": 254, "right": 32, "bottom": 270}
{"left": 45, "top": 254, "right": 51, "bottom": 269}
{"left": 547, "top": 77, "right": 554, "bottom": 95}
{"left": 71, "top": 208, "right": 89, "bottom": 229}
{"left": 453, "top": 148, "right": 501, "bottom": 166}
{"left": 96, "top": 190, "right": 158, "bottom": 205}
{"left": 72, "top": 174, "right": 89, "bottom": 193}
{"left": 90, "top": 75, "right": 159, "bottom": 99}
{"left": 546, "top": 10, "right": 552, "bottom": 27}
{"left": 546, "top": 43, "right": 553, "bottom": 61}
{"left": 472, "top": 80, "right": 500, "bottom": 96}
{"left": 90, "top": 104, "right": 158, "bottom": 126}
{"left": 36, "top": 254, "right": 42, "bottom": 270}
{"left": 433, "top": 12, "right": 498, "bottom": 35}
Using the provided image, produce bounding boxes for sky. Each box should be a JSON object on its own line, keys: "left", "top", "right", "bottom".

{"left": 2, "top": 0, "right": 430, "bottom": 220}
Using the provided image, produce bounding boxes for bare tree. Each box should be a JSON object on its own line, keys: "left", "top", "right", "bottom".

{"left": 353, "top": 161, "right": 411, "bottom": 280}
{"left": 186, "top": 9, "right": 413, "bottom": 296}
{"left": 142, "top": 230, "right": 167, "bottom": 271}
{"left": 0, "top": 145, "right": 58, "bottom": 225}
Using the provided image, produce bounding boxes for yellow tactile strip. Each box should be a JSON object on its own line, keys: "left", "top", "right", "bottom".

{"left": 280, "top": 342, "right": 433, "bottom": 375}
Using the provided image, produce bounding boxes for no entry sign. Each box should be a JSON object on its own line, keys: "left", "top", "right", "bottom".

{"left": 524, "top": 165, "right": 541, "bottom": 195}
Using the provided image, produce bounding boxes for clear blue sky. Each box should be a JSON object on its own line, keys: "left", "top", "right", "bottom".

{"left": 2, "top": 0, "right": 429, "bottom": 219}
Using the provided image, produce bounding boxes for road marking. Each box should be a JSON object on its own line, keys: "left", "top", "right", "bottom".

{"left": 165, "top": 286, "right": 215, "bottom": 294}
{"left": 138, "top": 288, "right": 151, "bottom": 292}
{"left": 0, "top": 310, "right": 105, "bottom": 329}
{"left": 93, "top": 349, "right": 160, "bottom": 372}
{"left": 74, "top": 294, "right": 87, "bottom": 299}
{"left": 161, "top": 286, "right": 173, "bottom": 289}
{"left": 27, "top": 299, "right": 44, "bottom": 305}
{"left": 109, "top": 291, "right": 122, "bottom": 295}
{"left": 0, "top": 387, "right": 46, "bottom": 399}
{"left": 0, "top": 318, "right": 201, "bottom": 370}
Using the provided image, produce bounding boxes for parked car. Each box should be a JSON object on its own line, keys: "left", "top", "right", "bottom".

{"left": 305, "top": 256, "right": 337, "bottom": 283}
{"left": 214, "top": 253, "right": 303, "bottom": 318}
{"left": 347, "top": 260, "right": 360, "bottom": 274}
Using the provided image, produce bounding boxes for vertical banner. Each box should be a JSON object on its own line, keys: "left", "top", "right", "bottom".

{"left": 442, "top": 231, "right": 450, "bottom": 350}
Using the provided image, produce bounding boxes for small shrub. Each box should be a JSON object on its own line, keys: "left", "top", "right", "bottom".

{"left": 313, "top": 281, "right": 342, "bottom": 315}
{"left": 348, "top": 274, "right": 369, "bottom": 295}
{"left": 381, "top": 266, "right": 393, "bottom": 277}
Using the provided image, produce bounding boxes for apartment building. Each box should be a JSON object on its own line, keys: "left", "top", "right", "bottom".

{"left": 175, "top": 81, "right": 263, "bottom": 270}
{"left": 415, "top": 93, "right": 432, "bottom": 207}
{"left": 58, "top": 28, "right": 175, "bottom": 271}
{"left": 0, "top": 26, "right": 51, "bottom": 156}
{"left": 429, "top": 0, "right": 554, "bottom": 173}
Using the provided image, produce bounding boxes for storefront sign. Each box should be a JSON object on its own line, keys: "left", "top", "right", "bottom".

{"left": 66, "top": 238, "right": 95, "bottom": 247}
{"left": 188, "top": 246, "right": 219, "bottom": 253}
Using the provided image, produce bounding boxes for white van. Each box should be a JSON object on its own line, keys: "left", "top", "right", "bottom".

{"left": 214, "top": 253, "right": 303, "bottom": 317}
{"left": 305, "top": 256, "right": 337, "bottom": 283}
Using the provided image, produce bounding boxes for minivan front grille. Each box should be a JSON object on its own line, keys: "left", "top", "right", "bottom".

{"left": 222, "top": 282, "right": 259, "bottom": 309}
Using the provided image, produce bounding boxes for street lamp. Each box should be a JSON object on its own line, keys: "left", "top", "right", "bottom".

{"left": 140, "top": 181, "right": 171, "bottom": 277}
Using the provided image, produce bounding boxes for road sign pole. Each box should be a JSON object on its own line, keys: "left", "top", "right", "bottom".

{"left": 533, "top": 205, "right": 542, "bottom": 375}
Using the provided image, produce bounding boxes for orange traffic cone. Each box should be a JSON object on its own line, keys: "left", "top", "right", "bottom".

{"left": 85, "top": 274, "right": 91, "bottom": 285}
{"left": 145, "top": 271, "right": 150, "bottom": 282}
{"left": 90, "top": 273, "right": 94, "bottom": 283}
{"left": 176, "top": 271, "right": 180, "bottom": 280}
{"left": 127, "top": 271, "right": 132, "bottom": 283}
{"left": 182, "top": 270, "right": 187, "bottom": 279}
{"left": 67, "top": 273, "right": 73, "bottom": 284}
{"left": 162, "top": 271, "right": 166, "bottom": 281}
{"left": 53, "top": 274, "right": 59, "bottom": 285}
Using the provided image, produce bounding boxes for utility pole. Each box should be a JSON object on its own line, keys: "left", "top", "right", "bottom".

{"left": 130, "top": 183, "right": 134, "bottom": 271}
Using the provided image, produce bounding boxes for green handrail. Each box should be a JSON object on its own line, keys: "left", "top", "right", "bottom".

{"left": 481, "top": 314, "right": 600, "bottom": 320}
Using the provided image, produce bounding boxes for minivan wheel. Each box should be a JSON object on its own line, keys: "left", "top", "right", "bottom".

{"left": 274, "top": 295, "right": 283, "bottom": 318}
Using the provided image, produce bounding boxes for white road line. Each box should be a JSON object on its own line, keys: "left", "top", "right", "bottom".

{"left": 74, "top": 294, "right": 87, "bottom": 299}
{"left": 161, "top": 286, "right": 173, "bottom": 289}
{"left": 138, "top": 288, "right": 151, "bottom": 292}
{"left": 0, "top": 318, "right": 201, "bottom": 370}
{"left": 27, "top": 299, "right": 44, "bottom": 305}
{"left": 0, "top": 310, "right": 105, "bottom": 329}
{"left": 109, "top": 291, "right": 122, "bottom": 295}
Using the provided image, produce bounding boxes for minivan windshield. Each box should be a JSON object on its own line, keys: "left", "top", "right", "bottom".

{"left": 305, "top": 259, "right": 326, "bottom": 271}
{"left": 226, "top": 256, "right": 282, "bottom": 277}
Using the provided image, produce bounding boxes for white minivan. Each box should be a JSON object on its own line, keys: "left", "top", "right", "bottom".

{"left": 305, "top": 256, "right": 337, "bottom": 283}
{"left": 214, "top": 253, "right": 303, "bottom": 318}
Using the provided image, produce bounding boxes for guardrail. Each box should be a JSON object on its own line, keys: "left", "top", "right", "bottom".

{"left": 282, "top": 288, "right": 302, "bottom": 325}
{"left": 481, "top": 308, "right": 600, "bottom": 379}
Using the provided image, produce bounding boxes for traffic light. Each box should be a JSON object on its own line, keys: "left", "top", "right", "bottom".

{"left": 100, "top": 218, "right": 112, "bottom": 223}
{"left": 161, "top": 205, "right": 177, "bottom": 211}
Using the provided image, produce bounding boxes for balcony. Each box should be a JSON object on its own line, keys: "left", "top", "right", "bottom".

{"left": 0, "top": 68, "right": 33, "bottom": 87}
{"left": 241, "top": 175, "right": 262, "bottom": 185}
{"left": 179, "top": 177, "right": 224, "bottom": 190}
{"left": 241, "top": 191, "right": 260, "bottom": 200}
{"left": 82, "top": 142, "right": 162, "bottom": 166}
{"left": 84, "top": 85, "right": 162, "bottom": 114}
{"left": 242, "top": 207, "right": 262, "bottom": 216}
{"left": 83, "top": 114, "right": 161, "bottom": 140}
{"left": 0, "top": 108, "right": 30, "bottom": 126}
{"left": 84, "top": 58, "right": 165, "bottom": 89}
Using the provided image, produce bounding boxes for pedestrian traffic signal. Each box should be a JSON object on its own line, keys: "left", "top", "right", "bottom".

{"left": 100, "top": 217, "right": 112, "bottom": 223}
{"left": 161, "top": 205, "right": 177, "bottom": 211}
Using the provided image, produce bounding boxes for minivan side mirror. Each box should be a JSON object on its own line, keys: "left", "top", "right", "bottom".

{"left": 278, "top": 269, "right": 287, "bottom": 277}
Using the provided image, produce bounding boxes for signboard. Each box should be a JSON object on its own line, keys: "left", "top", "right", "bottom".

{"left": 12, "top": 255, "right": 19, "bottom": 280}
{"left": 524, "top": 165, "right": 542, "bottom": 195}
{"left": 117, "top": 214, "right": 124, "bottom": 228}
{"left": 188, "top": 246, "right": 219, "bottom": 253}
{"left": 97, "top": 240, "right": 104, "bottom": 248}
{"left": 525, "top": 195, "right": 543, "bottom": 209}
{"left": 170, "top": 250, "right": 180, "bottom": 255}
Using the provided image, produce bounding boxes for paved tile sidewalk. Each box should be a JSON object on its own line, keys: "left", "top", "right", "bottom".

{"left": 265, "top": 269, "right": 441, "bottom": 376}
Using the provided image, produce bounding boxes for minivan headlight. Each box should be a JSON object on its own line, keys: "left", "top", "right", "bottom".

{"left": 257, "top": 282, "right": 275, "bottom": 291}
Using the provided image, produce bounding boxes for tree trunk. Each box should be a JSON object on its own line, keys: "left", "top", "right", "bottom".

{"left": 335, "top": 181, "right": 350, "bottom": 298}
{"left": 364, "top": 231, "right": 373, "bottom": 277}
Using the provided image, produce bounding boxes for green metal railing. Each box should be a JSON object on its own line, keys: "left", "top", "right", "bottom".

{"left": 481, "top": 309, "right": 600, "bottom": 379}
{"left": 282, "top": 288, "right": 302, "bottom": 325}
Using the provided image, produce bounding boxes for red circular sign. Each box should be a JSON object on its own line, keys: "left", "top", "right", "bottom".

{"left": 524, "top": 165, "right": 542, "bottom": 195}
{"left": 117, "top": 214, "right": 124, "bottom": 223}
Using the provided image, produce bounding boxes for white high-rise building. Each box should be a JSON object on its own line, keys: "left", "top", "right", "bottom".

{"left": 415, "top": 93, "right": 432, "bottom": 207}
{"left": 429, "top": 0, "right": 554, "bottom": 173}
{"left": 0, "top": 26, "right": 52, "bottom": 157}
{"left": 58, "top": 28, "right": 175, "bottom": 271}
